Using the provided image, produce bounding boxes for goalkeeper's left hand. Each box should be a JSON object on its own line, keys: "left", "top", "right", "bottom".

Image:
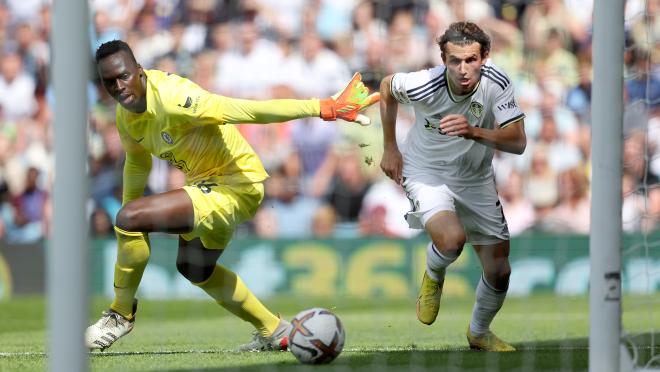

{"left": 320, "top": 72, "right": 380, "bottom": 126}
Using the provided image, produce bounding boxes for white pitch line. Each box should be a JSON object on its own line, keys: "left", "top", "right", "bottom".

{"left": 4, "top": 345, "right": 644, "bottom": 357}
{"left": 1, "top": 344, "right": 657, "bottom": 357}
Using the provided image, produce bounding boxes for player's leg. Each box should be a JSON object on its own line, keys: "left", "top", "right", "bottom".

{"left": 115, "top": 189, "right": 196, "bottom": 233}
{"left": 466, "top": 240, "right": 515, "bottom": 351}
{"left": 403, "top": 180, "right": 466, "bottom": 325}
{"left": 178, "top": 180, "right": 290, "bottom": 351}
{"left": 86, "top": 189, "right": 194, "bottom": 350}
{"left": 416, "top": 211, "right": 467, "bottom": 325}
{"left": 85, "top": 227, "right": 152, "bottom": 350}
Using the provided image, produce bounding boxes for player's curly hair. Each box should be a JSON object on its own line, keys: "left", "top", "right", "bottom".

{"left": 95, "top": 40, "right": 137, "bottom": 64}
{"left": 437, "top": 21, "right": 491, "bottom": 58}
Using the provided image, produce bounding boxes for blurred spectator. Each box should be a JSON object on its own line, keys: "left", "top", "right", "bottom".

{"left": 249, "top": 0, "right": 307, "bottom": 39}
{"left": 520, "top": 0, "right": 587, "bottom": 55}
{"left": 624, "top": 131, "right": 659, "bottom": 188}
{"left": 323, "top": 148, "right": 371, "bottom": 222}
{"left": 499, "top": 170, "right": 536, "bottom": 235}
{"left": 276, "top": 31, "right": 350, "bottom": 98}
{"left": 625, "top": 49, "right": 660, "bottom": 109}
{"left": 627, "top": 0, "right": 660, "bottom": 67}
{"left": 260, "top": 152, "right": 321, "bottom": 238}
{"left": 91, "top": 207, "right": 114, "bottom": 237}
{"left": 91, "top": 0, "right": 142, "bottom": 31}
{"left": 156, "top": 22, "right": 195, "bottom": 76}
{"left": 0, "top": 51, "right": 37, "bottom": 122}
{"left": 535, "top": 115, "right": 583, "bottom": 173}
{"left": 622, "top": 171, "right": 647, "bottom": 232}
{"left": 484, "top": 16, "right": 524, "bottom": 78}
{"left": 524, "top": 74, "right": 580, "bottom": 141}
{"left": 541, "top": 28, "right": 579, "bottom": 94}
{"left": 385, "top": 9, "right": 428, "bottom": 73}
{"left": 312, "top": 203, "right": 338, "bottom": 238}
{"left": 0, "top": 181, "right": 11, "bottom": 241}
{"left": 525, "top": 147, "right": 558, "bottom": 219}
{"left": 9, "top": 166, "right": 49, "bottom": 243}
{"left": 359, "top": 177, "right": 420, "bottom": 238}
{"left": 13, "top": 22, "right": 50, "bottom": 83}
{"left": 92, "top": 9, "right": 124, "bottom": 52}
{"left": 351, "top": 0, "right": 387, "bottom": 69}
{"left": 132, "top": 12, "right": 174, "bottom": 68}
{"left": 214, "top": 20, "right": 282, "bottom": 98}
{"left": 566, "top": 61, "right": 592, "bottom": 122}
{"left": 543, "top": 167, "right": 590, "bottom": 234}
{"left": 648, "top": 186, "right": 660, "bottom": 231}
{"left": 5, "top": 0, "right": 48, "bottom": 25}
{"left": 316, "top": 0, "right": 355, "bottom": 41}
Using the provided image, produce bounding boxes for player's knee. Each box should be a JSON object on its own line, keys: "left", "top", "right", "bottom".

{"left": 176, "top": 261, "right": 214, "bottom": 283}
{"left": 116, "top": 203, "right": 145, "bottom": 232}
{"left": 488, "top": 264, "right": 511, "bottom": 291}
{"left": 437, "top": 232, "right": 466, "bottom": 256}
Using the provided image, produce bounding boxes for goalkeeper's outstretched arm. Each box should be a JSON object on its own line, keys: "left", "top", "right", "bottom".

{"left": 206, "top": 73, "right": 380, "bottom": 126}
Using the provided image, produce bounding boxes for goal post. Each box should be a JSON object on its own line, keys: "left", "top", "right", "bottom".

{"left": 49, "top": 0, "right": 90, "bottom": 371}
{"left": 589, "top": 1, "right": 625, "bottom": 372}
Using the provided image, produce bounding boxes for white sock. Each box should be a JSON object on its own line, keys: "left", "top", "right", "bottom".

{"left": 425, "top": 242, "right": 457, "bottom": 282}
{"left": 469, "top": 274, "right": 507, "bottom": 336}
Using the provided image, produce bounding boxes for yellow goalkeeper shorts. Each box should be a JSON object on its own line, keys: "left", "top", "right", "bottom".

{"left": 181, "top": 177, "right": 264, "bottom": 249}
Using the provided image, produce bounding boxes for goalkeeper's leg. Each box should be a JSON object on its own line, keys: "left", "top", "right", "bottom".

{"left": 85, "top": 227, "right": 150, "bottom": 350}
{"left": 177, "top": 237, "right": 289, "bottom": 351}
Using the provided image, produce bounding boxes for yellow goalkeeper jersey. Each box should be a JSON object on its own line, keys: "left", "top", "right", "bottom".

{"left": 116, "top": 69, "right": 320, "bottom": 204}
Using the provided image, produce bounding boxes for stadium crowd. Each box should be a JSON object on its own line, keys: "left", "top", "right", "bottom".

{"left": 0, "top": 0, "right": 658, "bottom": 243}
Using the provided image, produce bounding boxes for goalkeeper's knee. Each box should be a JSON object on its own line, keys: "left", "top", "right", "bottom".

{"left": 114, "top": 226, "right": 150, "bottom": 267}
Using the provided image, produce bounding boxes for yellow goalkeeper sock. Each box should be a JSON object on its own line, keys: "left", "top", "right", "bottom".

{"left": 194, "top": 265, "right": 280, "bottom": 336}
{"left": 110, "top": 226, "right": 150, "bottom": 319}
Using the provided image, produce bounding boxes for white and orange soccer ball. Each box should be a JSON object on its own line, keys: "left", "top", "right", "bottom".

{"left": 288, "top": 308, "right": 346, "bottom": 364}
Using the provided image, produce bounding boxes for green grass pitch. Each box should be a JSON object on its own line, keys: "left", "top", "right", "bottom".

{"left": 0, "top": 295, "right": 657, "bottom": 371}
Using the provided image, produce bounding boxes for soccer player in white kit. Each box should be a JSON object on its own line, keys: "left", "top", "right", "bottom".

{"left": 379, "top": 21, "right": 526, "bottom": 351}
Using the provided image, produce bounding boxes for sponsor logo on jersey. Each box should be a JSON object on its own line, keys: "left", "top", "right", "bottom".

{"left": 497, "top": 98, "right": 517, "bottom": 111}
{"left": 178, "top": 96, "right": 193, "bottom": 109}
{"left": 469, "top": 101, "right": 484, "bottom": 118}
{"left": 159, "top": 151, "right": 190, "bottom": 172}
{"left": 161, "top": 131, "right": 174, "bottom": 144}
{"left": 424, "top": 118, "right": 446, "bottom": 135}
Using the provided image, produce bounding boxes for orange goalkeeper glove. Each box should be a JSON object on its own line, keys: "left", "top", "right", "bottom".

{"left": 320, "top": 72, "right": 380, "bottom": 126}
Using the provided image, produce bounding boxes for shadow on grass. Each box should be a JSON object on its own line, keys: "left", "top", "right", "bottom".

{"left": 160, "top": 338, "right": 594, "bottom": 372}
{"left": 86, "top": 333, "right": 659, "bottom": 372}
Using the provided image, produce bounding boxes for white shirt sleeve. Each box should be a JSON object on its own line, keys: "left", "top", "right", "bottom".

{"left": 492, "top": 77, "right": 525, "bottom": 128}
{"left": 390, "top": 72, "right": 413, "bottom": 104}
{"left": 390, "top": 66, "right": 446, "bottom": 106}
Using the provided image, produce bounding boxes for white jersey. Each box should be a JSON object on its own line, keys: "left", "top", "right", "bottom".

{"left": 390, "top": 60, "right": 524, "bottom": 186}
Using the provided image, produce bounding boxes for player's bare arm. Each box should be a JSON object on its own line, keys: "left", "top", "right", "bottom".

{"left": 439, "top": 114, "right": 526, "bottom": 154}
{"left": 379, "top": 74, "right": 404, "bottom": 185}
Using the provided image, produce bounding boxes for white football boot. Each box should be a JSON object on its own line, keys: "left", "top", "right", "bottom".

{"left": 236, "top": 317, "right": 292, "bottom": 352}
{"left": 86, "top": 299, "right": 137, "bottom": 351}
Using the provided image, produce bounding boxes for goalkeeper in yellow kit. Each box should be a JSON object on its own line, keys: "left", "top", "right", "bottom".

{"left": 85, "top": 40, "right": 379, "bottom": 352}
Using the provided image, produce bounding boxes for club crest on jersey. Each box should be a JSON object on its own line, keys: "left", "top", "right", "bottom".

{"left": 469, "top": 101, "right": 484, "bottom": 118}
{"left": 161, "top": 131, "right": 174, "bottom": 144}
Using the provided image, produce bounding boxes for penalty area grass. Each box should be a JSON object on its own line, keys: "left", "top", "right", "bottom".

{"left": 0, "top": 294, "right": 657, "bottom": 371}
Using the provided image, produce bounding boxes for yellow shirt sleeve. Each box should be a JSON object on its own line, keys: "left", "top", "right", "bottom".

{"left": 164, "top": 72, "right": 321, "bottom": 125}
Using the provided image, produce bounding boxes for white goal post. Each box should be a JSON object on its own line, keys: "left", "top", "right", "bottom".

{"left": 49, "top": 1, "right": 90, "bottom": 371}
{"left": 589, "top": 1, "right": 625, "bottom": 372}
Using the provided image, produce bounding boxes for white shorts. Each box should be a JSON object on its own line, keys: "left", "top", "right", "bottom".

{"left": 402, "top": 178, "right": 510, "bottom": 245}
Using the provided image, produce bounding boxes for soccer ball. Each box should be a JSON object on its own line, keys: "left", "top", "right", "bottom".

{"left": 288, "top": 307, "right": 345, "bottom": 364}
